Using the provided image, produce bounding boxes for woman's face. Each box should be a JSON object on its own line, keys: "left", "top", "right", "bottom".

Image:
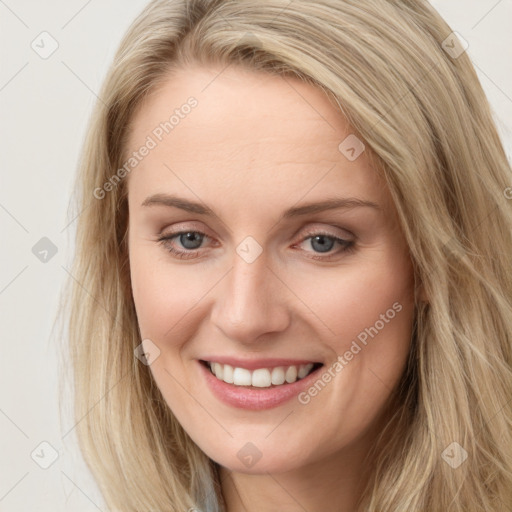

{"left": 126, "top": 64, "right": 416, "bottom": 473}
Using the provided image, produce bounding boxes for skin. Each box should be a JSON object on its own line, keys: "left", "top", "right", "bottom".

{"left": 126, "top": 63, "right": 418, "bottom": 512}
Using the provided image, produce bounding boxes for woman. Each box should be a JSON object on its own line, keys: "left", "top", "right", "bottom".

{"left": 63, "top": 0, "right": 512, "bottom": 510}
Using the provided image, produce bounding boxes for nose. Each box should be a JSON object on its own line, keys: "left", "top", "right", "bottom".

{"left": 209, "top": 248, "right": 291, "bottom": 344}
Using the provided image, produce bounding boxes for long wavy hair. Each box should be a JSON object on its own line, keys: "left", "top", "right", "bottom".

{"left": 60, "top": 0, "right": 512, "bottom": 510}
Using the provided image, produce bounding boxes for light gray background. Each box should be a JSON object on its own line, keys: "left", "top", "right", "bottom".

{"left": 1, "top": 1, "right": 511, "bottom": 510}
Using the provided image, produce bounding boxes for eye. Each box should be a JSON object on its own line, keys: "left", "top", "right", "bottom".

{"left": 293, "top": 230, "right": 356, "bottom": 260}
{"left": 156, "top": 228, "right": 356, "bottom": 261}
{"left": 157, "top": 230, "right": 210, "bottom": 260}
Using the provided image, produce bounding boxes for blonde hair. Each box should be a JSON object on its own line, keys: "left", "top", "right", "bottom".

{"left": 61, "top": 0, "right": 512, "bottom": 510}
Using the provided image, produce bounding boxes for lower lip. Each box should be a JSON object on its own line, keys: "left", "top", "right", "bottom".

{"left": 198, "top": 360, "right": 323, "bottom": 410}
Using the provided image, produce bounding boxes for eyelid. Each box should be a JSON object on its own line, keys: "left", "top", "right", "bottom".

{"left": 159, "top": 223, "right": 353, "bottom": 246}
{"left": 298, "top": 224, "right": 354, "bottom": 240}
{"left": 157, "top": 223, "right": 356, "bottom": 261}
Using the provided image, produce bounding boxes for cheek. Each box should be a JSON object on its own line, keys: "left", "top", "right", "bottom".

{"left": 285, "top": 255, "right": 415, "bottom": 449}
{"left": 295, "top": 253, "right": 413, "bottom": 333}
{"left": 291, "top": 250, "right": 415, "bottom": 383}
{"left": 129, "top": 244, "right": 211, "bottom": 343}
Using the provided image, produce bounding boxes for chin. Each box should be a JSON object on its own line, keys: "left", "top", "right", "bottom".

{"left": 204, "top": 438, "right": 315, "bottom": 475}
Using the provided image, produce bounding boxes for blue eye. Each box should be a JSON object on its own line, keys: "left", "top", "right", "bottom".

{"left": 157, "top": 230, "right": 355, "bottom": 260}
{"left": 309, "top": 234, "right": 337, "bottom": 253}
{"left": 157, "top": 231, "right": 208, "bottom": 259}
{"left": 297, "top": 232, "right": 356, "bottom": 260}
{"left": 175, "top": 232, "right": 204, "bottom": 250}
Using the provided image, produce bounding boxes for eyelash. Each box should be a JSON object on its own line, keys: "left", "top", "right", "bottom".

{"left": 156, "top": 228, "right": 356, "bottom": 261}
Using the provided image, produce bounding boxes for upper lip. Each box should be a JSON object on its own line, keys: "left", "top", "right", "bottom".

{"left": 199, "top": 357, "right": 322, "bottom": 371}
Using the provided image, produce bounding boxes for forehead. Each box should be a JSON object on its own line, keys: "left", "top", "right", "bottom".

{"left": 125, "top": 64, "right": 390, "bottom": 214}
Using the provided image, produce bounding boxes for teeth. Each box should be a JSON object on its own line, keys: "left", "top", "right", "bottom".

{"left": 252, "top": 368, "right": 271, "bottom": 387}
{"left": 233, "top": 367, "right": 252, "bottom": 386}
{"left": 271, "top": 366, "right": 285, "bottom": 385}
{"left": 285, "top": 365, "right": 297, "bottom": 383}
{"left": 297, "top": 364, "right": 311, "bottom": 379}
{"left": 223, "top": 364, "right": 234, "bottom": 383}
{"left": 208, "top": 362, "right": 315, "bottom": 387}
{"left": 212, "top": 362, "right": 223, "bottom": 380}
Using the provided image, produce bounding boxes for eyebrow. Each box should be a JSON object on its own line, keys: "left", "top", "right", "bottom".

{"left": 141, "top": 193, "right": 381, "bottom": 219}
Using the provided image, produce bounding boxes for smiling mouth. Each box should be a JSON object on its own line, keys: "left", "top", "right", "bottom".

{"left": 200, "top": 360, "right": 323, "bottom": 388}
